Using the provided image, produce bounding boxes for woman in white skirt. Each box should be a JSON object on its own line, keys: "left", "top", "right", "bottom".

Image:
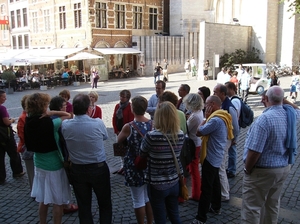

{"left": 24, "top": 93, "right": 72, "bottom": 224}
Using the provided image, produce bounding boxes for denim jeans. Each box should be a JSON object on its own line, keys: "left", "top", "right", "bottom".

{"left": 227, "top": 144, "right": 237, "bottom": 175}
{"left": 148, "top": 181, "right": 181, "bottom": 224}
{"left": 71, "top": 162, "right": 112, "bottom": 224}
{"left": 196, "top": 159, "right": 221, "bottom": 223}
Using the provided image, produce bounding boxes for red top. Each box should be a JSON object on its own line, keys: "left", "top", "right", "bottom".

{"left": 17, "top": 111, "right": 26, "bottom": 152}
{"left": 230, "top": 76, "right": 239, "bottom": 85}
{"left": 112, "top": 103, "right": 134, "bottom": 134}
{"left": 90, "top": 105, "right": 102, "bottom": 119}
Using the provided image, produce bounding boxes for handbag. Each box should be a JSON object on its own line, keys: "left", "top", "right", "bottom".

{"left": 180, "top": 124, "right": 196, "bottom": 166}
{"left": 165, "top": 135, "right": 189, "bottom": 200}
{"left": 113, "top": 142, "right": 129, "bottom": 157}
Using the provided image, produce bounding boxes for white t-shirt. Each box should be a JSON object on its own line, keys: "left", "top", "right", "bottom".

{"left": 239, "top": 72, "right": 251, "bottom": 90}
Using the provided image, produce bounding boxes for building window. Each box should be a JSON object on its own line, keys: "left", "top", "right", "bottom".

{"left": 23, "top": 8, "right": 27, "bottom": 26}
{"left": 133, "top": 6, "right": 142, "bottom": 29}
{"left": 95, "top": 2, "right": 107, "bottom": 28}
{"left": 149, "top": 7, "right": 157, "bottom": 30}
{"left": 59, "top": 6, "right": 66, "bottom": 29}
{"left": 0, "top": 5, "right": 5, "bottom": 15}
{"left": 24, "top": 34, "right": 29, "bottom": 49}
{"left": 12, "top": 36, "right": 16, "bottom": 49}
{"left": 2, "top": 30, "right": 8, "bottom": 40}
{"left": 74, "top": 3, "right": 82, "bottom": 28}
{"left": 44, "top": 9, "right": 50, "bottom": 32}
{"left": 115, "top": 4, "right": 125, "bottom": 29}
{"left": 18, "top": 35, "right": 22, "bottom": 49}
{"left": 17, "top": 9, "right": 21, "bottom": 27}
{"left": 10, "top": 11, "right": 15, "bottom": 29}
{"left": 32, "top": 12, "right": 38, "bottom": 33}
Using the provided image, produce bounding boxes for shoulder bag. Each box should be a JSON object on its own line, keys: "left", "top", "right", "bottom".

{"left": 113, "top": 121, "right": 132, "bottom": 157}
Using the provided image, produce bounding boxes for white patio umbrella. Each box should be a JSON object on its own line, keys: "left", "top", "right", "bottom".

{"left": 64, "top": 52, "right": 103, "bottom": 61}
{"left": 1, "top": 57, "right": 57, "bottom": 66}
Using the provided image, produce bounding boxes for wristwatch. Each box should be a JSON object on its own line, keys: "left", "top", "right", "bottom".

{"left": 244, "top": 167, "right": 250, "bottom": 175}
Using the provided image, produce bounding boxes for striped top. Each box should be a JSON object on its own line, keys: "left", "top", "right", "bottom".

{"left": 140, "top": 130, "right": 184, "bottom": 190}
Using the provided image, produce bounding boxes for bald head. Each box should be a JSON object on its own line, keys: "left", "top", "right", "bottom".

{"left": 266, "top": 86, "right": 284, "bottom": 105}
{"left": 206, "top": 95, "right": 222, "bottom": 113}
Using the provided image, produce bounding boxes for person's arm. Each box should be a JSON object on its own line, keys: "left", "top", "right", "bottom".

{"left": 43, "top": 110, "right": 71, "bottom": 121}
{"left": 2, "top": 117, "right": 15, "bottom": 126}
{"left": 244, "top": 149, "right": 261, "bottom": 174}
{"left": 283, "top": 98, "right": 299, "bottom": 109}
{"left": 229, "top": 107, "right": 239, "bottom": 139}
{"left": 146, "top": 95, "right": 156, "bottom": 114}
{"left": 117, "top": 123, "right": 131, "bottom": 143}
{"left": 112, "top": 105, "right": 119, "bottom": 134}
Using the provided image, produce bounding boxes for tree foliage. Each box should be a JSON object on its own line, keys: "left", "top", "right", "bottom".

{"left": 219, "top": 48, "right": 263, "bottom": 68}
{"left": 281, "top": 0, "right": 300, "bottom": 17}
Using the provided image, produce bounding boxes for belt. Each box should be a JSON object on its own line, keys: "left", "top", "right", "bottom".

{"left": 254, "top": 165, "right": 287, "bottom": 169}
{"left": 72, "top": 161, "right": 105, "bottom": 168}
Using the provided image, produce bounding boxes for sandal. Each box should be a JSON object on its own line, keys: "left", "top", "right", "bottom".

{"left": 63, "top": 203, "right": 78, "bottom": 214}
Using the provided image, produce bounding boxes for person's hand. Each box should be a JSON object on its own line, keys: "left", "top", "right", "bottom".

{"left": 10, "top": 118, "right": 15, "bottom": 123}
{"left": 204, "top": 105, "right": 213, "bottom": 119}
{"left": 39, "top": 111, "right": 52, "bottom": 119}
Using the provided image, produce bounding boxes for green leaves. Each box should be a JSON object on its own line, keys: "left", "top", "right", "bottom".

{"left": 219, "top": 48, "right": 262, "bottom": 68}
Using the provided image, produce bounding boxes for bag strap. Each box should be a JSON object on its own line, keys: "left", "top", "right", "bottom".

{"left": 164, "top": 134, "right": 181, "bottom": 177}
{"left": 131, "top": 121, "right": 144, "bottom": 137}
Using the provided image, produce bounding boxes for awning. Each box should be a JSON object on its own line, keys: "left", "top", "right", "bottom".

{"left": 0, "top": 49, "right": 29, "bottom": 62}
{"left": 1, "top": 57, "right": 58, "bottom": 66}
{"left": 93, "top": 48, "right": 142, "bottom": 55}
{"left": 42, "top": 47, "right": 85, "bottom": 58}
{"left": 64, "top": 52, "right": 103, "bottom": 61}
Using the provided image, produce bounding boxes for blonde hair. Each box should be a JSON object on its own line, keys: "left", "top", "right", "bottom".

{"left": 88, "top": 91, "right": 99, "bottom": 101}
{"left": 154, "top": 101, "right": 180, "bottom": 143}
{"left": 183, "top": 93, "right": 204, "bottom": 112}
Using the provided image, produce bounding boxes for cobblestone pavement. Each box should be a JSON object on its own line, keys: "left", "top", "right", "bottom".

{"left": 0, "top": 73, "right": 299, "bottom": 224}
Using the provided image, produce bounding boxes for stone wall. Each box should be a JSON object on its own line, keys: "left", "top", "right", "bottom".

{"left": 133, "top": 21, "right": 252, "bottom": 77}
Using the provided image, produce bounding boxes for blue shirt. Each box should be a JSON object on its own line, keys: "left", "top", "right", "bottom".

{"left": 146, "top": 94, "right": 158, "bottom": 120}
{"left": 243, "top": 106, "right": 300, "bottom": 167}
{"left": 199, "top": 117, "right": 227, "bottom": 168}
{"left": 61, "top": 114, "right": 108, "bottom": 164}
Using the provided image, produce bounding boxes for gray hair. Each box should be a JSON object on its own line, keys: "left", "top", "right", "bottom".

{"left": 183, "top": 93, "right": 204, "bottom": 111}
{"left": 266, "top": 86, "right": 284, "bottom": 104}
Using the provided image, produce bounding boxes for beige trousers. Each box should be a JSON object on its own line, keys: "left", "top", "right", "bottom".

{"left": 241, "top": 165, "right": 290, "bottom": 224}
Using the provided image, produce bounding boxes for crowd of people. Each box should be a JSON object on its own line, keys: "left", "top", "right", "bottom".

{"left": 0, "top": 67, "right": 299, "bottom": 224}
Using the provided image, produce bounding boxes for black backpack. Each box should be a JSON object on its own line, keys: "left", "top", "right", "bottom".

{"left": 231, "top": 96, "right": 254, "bottom": 128}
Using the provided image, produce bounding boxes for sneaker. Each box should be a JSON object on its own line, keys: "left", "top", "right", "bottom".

{"left": 209, "top": 207, "right": 221, "bottom": 215}
{"left": 190, "top": 219, "right": 205, "bottom": 224}
{"left": 13, "top": 172, "right": 26, "bottom": 178}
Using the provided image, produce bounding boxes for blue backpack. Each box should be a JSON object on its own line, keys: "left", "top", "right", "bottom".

{"left": 231, "top": 96, "right": 254, "bottom": 128}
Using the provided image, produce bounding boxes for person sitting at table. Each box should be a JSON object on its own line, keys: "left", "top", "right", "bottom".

{"left": 18, "top": 75, "right": 29, "bottom": 91}
{"left": 119, "top": 66, "right": 126, "bottom": 78}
